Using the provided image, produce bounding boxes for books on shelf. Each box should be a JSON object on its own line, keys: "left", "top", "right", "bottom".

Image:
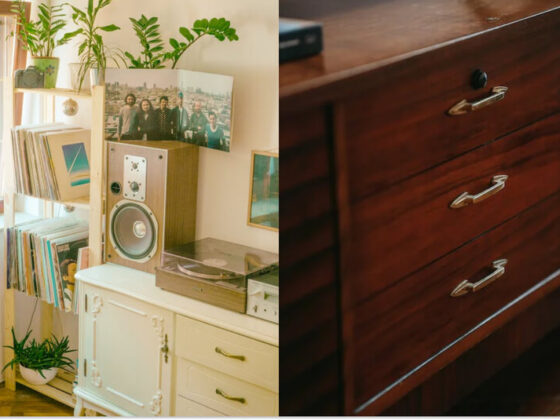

{"left": 6, "top": 217, "right": 88, "bottom": 313}
{"left": 11, "top": 124, "right": 91, "bottom": 202}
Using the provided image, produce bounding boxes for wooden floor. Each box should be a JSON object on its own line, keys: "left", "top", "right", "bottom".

{"left": 0, "top": 383, "right": 73, "bottom": 416}
{"left": 448, "top": 326, "right": 560, "bottom": 415}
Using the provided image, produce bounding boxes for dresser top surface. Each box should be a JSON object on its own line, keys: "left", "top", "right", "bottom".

{"left": 76, "top": 263, "right": 279, "bottom": 346}
{"left": 280, "top": 0, "right": 560, "bottom": 102}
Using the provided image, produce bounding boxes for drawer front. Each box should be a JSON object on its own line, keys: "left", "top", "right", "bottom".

{"left": 176, "top": 359, "right": 278, "bottom": 416}
{"left": 340, "top": 8, "right": 560, "bottom": 200}
{"left": 350, "top": 193, "right": 560, "bottom": 409}
{"left": 347, "top": 113, "right": 560, "bottom": 303}
{"left": 175, "top": 395, "right": 224, "bottom": 417}
{"left": 175, "top": 315, "right": 279, "bottom": 392}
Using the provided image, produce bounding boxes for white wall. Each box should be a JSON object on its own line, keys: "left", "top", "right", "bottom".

{"left": 54, "top": 0, "right": 279, "bottom": 253}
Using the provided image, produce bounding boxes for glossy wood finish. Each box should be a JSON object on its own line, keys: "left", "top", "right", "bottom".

{"left": 279, "top": 1, "right": 560, "bottom": 415}
{"left": 352, "top": 193, "right": 560, "bottom": 412}
{"left": 340, "top": 10, "right": 560, "bottom": 199}
{"left": 280, "top": 0, "right": 560, "bottom": 107}
{"left": 279, "top": 108, "right": 342, "bottom": 415}
{"left": 383, "top": 289, "right": 560, "bottom": 415}
{"left": 0, "top": 384, "right": 72, "bottom": 416}
{"left": 346, "top": 113, "right": 560, "bottom": 304}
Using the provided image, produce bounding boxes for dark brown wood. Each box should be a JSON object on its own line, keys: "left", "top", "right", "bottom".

{"left": 280, "top": 108, "right": 342, "bottom": 415}
{"left": 383, "top": 289, "right": 560, "bottom": 416}
{"left": 0, "top": 1, "right": 30, "bottom": 126}
{"left": 280, "top": 0, "right": 560, "bottom": 108}
{"left": 350, "top": 193, "right": 560, "bottom": 413}
{"left": 340, "top": 9, "right": 560, "bottom": 199}
{"left": 345, "top": 113, "right": 560, "bottom": 304}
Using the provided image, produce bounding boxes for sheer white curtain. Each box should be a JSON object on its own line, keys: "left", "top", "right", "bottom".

{"left": 0, "top": 15, "right": 17, "bottom": 196}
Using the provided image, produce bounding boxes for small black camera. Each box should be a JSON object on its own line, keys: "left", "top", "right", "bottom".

{"left": 14, "top": 66, "right": 45, "bottom": 89}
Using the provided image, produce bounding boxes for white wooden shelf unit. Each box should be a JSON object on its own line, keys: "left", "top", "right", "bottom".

{"left": 2, "top": 83, "right": 106, "bottom": 408}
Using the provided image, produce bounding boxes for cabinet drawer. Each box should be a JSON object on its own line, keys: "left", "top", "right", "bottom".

{"left": 347, "top": 113, "right": 560, "bottom": 303}
{"left": 349, "top": 193, "right": 560, "bottom": 409}
{"left": 176, "top": 359, "right": 278, "bottom": 416}
{"left": 175, "top": 315, "right": 278, "bottom": 392}
{"left": 340, "top": 8, "right": 560, "bottom": 200}
{"left": 175, "top": 395, "right": 224, "bottom": 417}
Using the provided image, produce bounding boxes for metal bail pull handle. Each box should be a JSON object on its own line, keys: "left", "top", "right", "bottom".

{"left": 448, "top": 86, "right": 508, "bottom": 116}
{"left": 451, "top": 259, "right": 508, "bottom": 297}
{"left": 450, "top": 175, "right": 508, "bottom": 209}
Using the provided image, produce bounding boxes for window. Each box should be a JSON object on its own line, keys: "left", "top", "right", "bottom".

{"left": 0, "top": 1, "right": 29, "bottom": 211}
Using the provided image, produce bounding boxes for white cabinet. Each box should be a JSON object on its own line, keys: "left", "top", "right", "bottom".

{"left": 74, "top": 264, "right": 279, "bottom": 417}
{"left": 78, "top": 284, "right": 173, "bottom": 416}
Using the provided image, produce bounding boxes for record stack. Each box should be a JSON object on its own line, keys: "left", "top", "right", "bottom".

{"left": 11, "top": 124, "right": 91, "bottom": 202}
{"left": 6, "top": 217, "right": 89, "bottom": 313}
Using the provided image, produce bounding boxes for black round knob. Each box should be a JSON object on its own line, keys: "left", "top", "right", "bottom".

{"left": 110, "top": 182, "right": 121, "bottom": 195}
{"left": 471, "top": 69, "right": 488, "bottom": 90}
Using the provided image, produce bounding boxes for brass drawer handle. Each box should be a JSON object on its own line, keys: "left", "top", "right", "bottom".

{"left": 215, "top": 388, "right": 246, "bottom": 404}
{"left": 215, "top": 347, "right": 246, "bottom": 361}
{"left": 448, "top": 86, "right": 508, "bottom": 116}
{"left": 451, "top": 259, "right": 508, "bottom": 297}
{"left": 450, "top": 175, "right": 508, "bottom": 209}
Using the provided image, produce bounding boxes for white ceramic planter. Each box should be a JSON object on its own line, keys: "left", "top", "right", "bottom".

{"left": 19, "top": 365, "right": 58, "bottom": 385}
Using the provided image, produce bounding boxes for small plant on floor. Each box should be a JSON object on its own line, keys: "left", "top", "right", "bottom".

{"left": 2, "top": 328, "right": 75, "bottom": 381}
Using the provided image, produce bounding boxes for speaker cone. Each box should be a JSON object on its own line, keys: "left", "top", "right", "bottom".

{"left": 109, "top": 201, "right": 158, "bottom": 261}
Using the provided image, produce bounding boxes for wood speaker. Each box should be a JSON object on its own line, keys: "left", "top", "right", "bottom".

{"left": 105, "top": 141, "right": 198, "bottom": 273}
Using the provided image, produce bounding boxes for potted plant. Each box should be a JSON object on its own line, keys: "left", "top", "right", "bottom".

{"left": 2, "top": 328, "right": 75, "bottom": 386}
{"left": 11, "top": 0, "right": 81, "bottom": 88}
{"left": 68, "top": 0, "right": 125, "bottom": 92}
{"left": 124, "top": 15, "right": 239, "bottom": 69}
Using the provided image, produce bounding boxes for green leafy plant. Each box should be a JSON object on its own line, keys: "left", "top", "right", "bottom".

{"left": 10, "top": 0, "right": 80, "bottom": 57}
{"left": 166, "top": 18, "right": 239, "bottom": 69}
{"left": 125, "top": 15, "right": 165, "bottom": 69}
{"left": 67, "top": 0, "right": 126, "bottom": 91}
{"left": 2, "top": 328, "right": 75, "bottom": 378}
{"left": 124, "top": 16, "right": 239, "bottom": 69}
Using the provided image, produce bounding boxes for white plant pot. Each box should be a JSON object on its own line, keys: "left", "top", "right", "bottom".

{"left": 19, "top": 364, "right": 58, "bottom": 385}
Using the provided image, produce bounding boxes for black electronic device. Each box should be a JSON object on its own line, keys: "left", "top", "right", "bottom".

{"left": 14, "top": 66, "right": 45, "bottom": 89}
{"left": 279, "top": 18, "right": 323, "bottom": 63}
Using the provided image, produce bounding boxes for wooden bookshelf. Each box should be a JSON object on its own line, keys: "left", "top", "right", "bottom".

{"left": 15, "top": 192, "right": 91, "bottom": 211}
{"left": 14, "top": 87, "right": 91, "bottom": 99}
{"left": 2, "top": 81, "right": 105, "bottom": 407}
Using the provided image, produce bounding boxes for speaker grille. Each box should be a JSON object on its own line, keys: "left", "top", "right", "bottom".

{"left": 110, "top": 201, "right": 157, "bottom": 261}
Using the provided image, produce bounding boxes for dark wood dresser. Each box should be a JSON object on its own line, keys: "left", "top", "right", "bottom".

{"left": 280, "top": 0, "right": 560, "bottom": 415}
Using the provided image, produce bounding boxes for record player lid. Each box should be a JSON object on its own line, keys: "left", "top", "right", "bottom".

{"left": 165, "top": 238, "right": 279, "bottom": 276}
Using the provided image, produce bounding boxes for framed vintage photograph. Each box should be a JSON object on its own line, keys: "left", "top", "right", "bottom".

{"left": 248, "top": 151, "right": 279, "bottom": 231}
{"left": 104, "top": 68, "right": 234, "bottom": 152}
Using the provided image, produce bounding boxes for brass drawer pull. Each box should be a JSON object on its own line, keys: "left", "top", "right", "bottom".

{"left": 215, "top": 347, "right": 246, "bottom": 361}
{"left": 448, "top": 86, "right": 508, "bottom": 115}
{"left": 215, "top": 388, "right": 246, "bottom": 404}
{"left": 450, "top": 175, "right": 508, "bottom": 209}
{"left": 451, "top": 259, "right": 508, "bottom": 297}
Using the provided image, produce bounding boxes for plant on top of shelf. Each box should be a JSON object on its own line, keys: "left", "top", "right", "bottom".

{"left": 2, "top": 327, "right": 75, "bottom": 386}
{"left": 67, "top": 0, "right": 126, "bottom": 92}
{"left": 10, "top": 0, "right": 81, "bottom": 88}
{"left": 124, "top": 15, "right": 239, "bottom": 69}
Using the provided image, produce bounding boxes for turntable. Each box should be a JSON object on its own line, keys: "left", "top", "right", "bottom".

{"left": 155, "top": 238, "right": 278, "bottom": 312}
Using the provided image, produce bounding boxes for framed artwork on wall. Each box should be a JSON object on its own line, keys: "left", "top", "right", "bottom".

{"left": 248, "top": 151, "right": 279, "bottom": 231}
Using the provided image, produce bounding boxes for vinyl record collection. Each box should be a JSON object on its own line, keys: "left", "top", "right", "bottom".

{"left": 6, "top": 217, "right": 89, "bottom": 313}
{"left": 11, "top": 124, "right": 91, "bottom": 202}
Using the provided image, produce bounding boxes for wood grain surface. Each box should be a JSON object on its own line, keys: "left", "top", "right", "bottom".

{"left": 350, "top": 192, "right": 560, "bottom": 412}
{"left": 280, "top": 0, "right": 560, "bottom": 107}
{"left": 280, "top": 108, "right": 342, "bottom": 415}
{"left": 345, "top": 113, "right": 560, "bottom": 305}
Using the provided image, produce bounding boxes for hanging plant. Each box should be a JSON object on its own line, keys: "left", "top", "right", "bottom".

{"left": 124, "top": 15, "right": 239, "bottom": 69}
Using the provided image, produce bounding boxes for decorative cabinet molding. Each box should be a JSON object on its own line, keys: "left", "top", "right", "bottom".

{"left": 74, "top": 264, "right": 279, "bottom": 417}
